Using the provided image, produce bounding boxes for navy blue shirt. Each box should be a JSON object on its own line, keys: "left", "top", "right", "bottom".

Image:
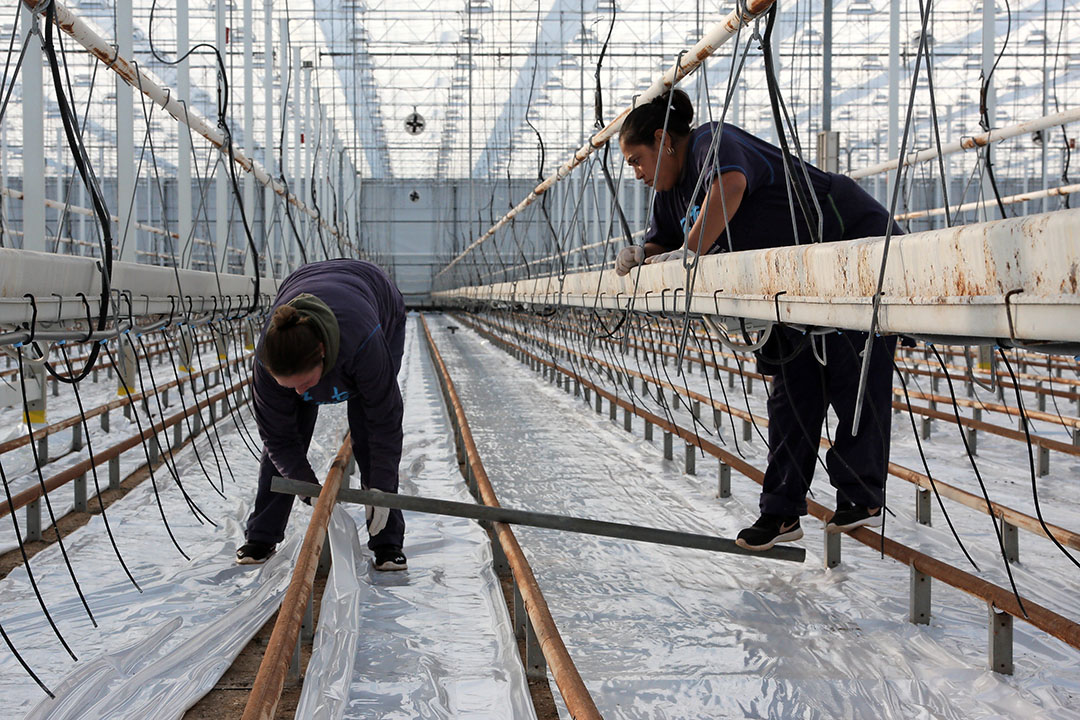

{"left": 643, "top": 123, "right": 887, "bottom": 253}
{"left": 253, "top": 260, "right": 405, "bottom": 489}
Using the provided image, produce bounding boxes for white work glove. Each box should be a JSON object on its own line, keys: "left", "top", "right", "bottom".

{"left": 644, "top": 247, "right": 690, "bottom": 265}
{"left": 615, "top": 245, "right": 645, "bottom": 276}
{"left": 365, "top": 489, "right": 389, "bottom": 537}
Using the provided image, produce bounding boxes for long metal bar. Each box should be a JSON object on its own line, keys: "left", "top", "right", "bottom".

{"left": 435, "top": 209, "right": 1080, "bottom": 345}
{"left": 434, "top": 0, "right": 776, "bottom": 281}
{"left": 20, "top": 0, "right": 338, "bottom": 239}
{"left": 272, "top": 477, "right": 806, "bottom": 563}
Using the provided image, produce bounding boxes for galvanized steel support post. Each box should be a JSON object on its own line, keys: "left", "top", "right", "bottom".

{"left": 1000, "top": 517, "right": 1019, "bottom": 564}
{"left": 916, "top": 487, "right": 932, "bottom": 526}
{"left": 824, "top": 530, "right": 841, "bottom": 569}
{"left": 909, "top": 567, "right": 931, "bottom": 625}
{"left": 717, "top": 461, "right": 731, "bottom": 498}
{"left": 988, "top": 605, "right": 1014, "bottom": 675}
{"left": 25, "top": 499, "right": 41, "bottom": 542}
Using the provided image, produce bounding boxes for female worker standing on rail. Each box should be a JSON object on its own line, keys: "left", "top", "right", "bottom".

{"left": 615, "top": 89, "right": 899, "bottom": 551}
{"left": 237, "top": 259, "right": 408, "bottom": 571}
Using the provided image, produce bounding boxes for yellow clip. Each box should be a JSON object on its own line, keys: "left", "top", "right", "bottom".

{"left": 24, "top": 409, "right": 45, "bottom": 425}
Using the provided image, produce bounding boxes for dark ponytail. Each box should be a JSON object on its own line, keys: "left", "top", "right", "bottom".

{"left": 620, "top": 89, "right": 695, "bottom": 147}
{"left": 259, "top": 305, "right": 323, "bottom": 376}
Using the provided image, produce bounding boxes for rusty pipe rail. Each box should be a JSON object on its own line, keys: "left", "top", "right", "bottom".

{"left": 241, "top": 436, "right": 353, "bottom": 720}
{"left": 457, "top": 312, "right": 1080, "bottom": 654}
{"left": 849, "top": 107, "right": 1080, "bottom": 180}
{"left": 420, "top": 314, "right": 602, "bottom": 719}
{"left": 895, "top": 183, "right": 1080, "bottom": 221}
{"left": 435, "top": 0, "right": 776, "bottom": 281}
{"left": 21, "top": 0, "right": 342, "bottom": 242}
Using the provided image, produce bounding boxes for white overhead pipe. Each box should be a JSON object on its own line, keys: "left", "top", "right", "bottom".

{"left": 895, "top": 183, "right": 1080, "bottom": 221}
{"left": 21, "top": 0, "right": 342, "bottom": 242}
{"left": 434, "top": 0, "right": 777, "bottom": 281}
{"left": 849, "top": 107, "right": 1080, "bottom": 180}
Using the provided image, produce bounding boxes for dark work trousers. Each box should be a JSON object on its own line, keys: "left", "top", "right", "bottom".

{"left": 758, "top": 327, "right": 898, "bottom": 517}
{"left": 245, "top": 316, "right": 407, "bottom": 549}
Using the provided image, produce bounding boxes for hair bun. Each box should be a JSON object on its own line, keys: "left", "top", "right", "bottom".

{"left": 271, "top": 304, "right": 302, "bottom": 331}
{"left": 652, "top": 89, "right": 694, "bottom": 126}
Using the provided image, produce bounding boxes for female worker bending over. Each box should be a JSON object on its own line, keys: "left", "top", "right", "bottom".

{"left": 237, "top": 259, "right": 408, "bottom": 571}
{"left": 616, "top": 90, "right": 899, "bottom": 551}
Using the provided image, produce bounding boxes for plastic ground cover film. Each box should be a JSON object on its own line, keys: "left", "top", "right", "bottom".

{"left": 0, "top": 357, "right": 349, "bottom": 718}
{"left": 429, "top": 316, "right": 1080, "bottom": 720}
{"left": 296, "top": 316, "right": 536, "bottom": 720}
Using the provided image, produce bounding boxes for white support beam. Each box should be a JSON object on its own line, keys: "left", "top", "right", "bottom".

{"left": 435, "top": 210, "right": 1080, "bottom": 345}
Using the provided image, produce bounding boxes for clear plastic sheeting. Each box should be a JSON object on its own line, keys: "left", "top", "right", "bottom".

{"left": 428, "top": 317, "right": 1080, "bottom": 720}
{"left": 296, "top": 316, "right": 535, "bottom": 720}
{"left": 0, "top": 375, "right": 350, "bottom": 718}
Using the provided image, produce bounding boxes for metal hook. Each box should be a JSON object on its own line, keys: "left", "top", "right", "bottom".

{"left": 76, "top": 292, "right": 94, "bottom": 342}
{"left": 1004, "top": 288, "right": 1024, "bottom": 345}
{"left": 22, "top": 293, "right": 38, "bottom": 346}
{"left": 773, "top": 290, "right": 787, "bottom": 325}
{"left": 49, "top": 292, "right": 65, "bottom": 324}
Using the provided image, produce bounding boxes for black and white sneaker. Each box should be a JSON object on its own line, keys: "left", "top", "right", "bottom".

{"left": 373, "top": 547, "right": 407, "bottom": 572}
{"left": 826, "top": 506, "right": 883, "bottom": 534}
{"left": 735, "top": 514, "right": 803, "bottom": 551}
{"left": 236, "top": 541, "right": 275, "bottom": 565}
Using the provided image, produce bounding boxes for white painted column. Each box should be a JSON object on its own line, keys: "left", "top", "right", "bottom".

{"left": 263, "top": 0, "right": 275, "bottom": 275}
{"left": 177, "top": 0, "right": 192, "bottom": 267}
{"left": 279, "top": 17, "right": 290, "bottom": 273}
{"left": 20, "top": 5, "right": 45, "bottom": 253}
{"left": 116, "top": 0, "right": 135, "bottom": 261}
{"left": 214, "top": 0, "right": 229, "bottom": 272}
{"left": 303, "top": 65, "right": 314, "bottom": 257}
{"left": 980, "top": 0, "right": 997, "bottom": 222}
{"left": 243, "top": 0, "right": 255, "bottom": 276}
{"left": 887, "top": 0, "right": 900, "bottom": 204}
